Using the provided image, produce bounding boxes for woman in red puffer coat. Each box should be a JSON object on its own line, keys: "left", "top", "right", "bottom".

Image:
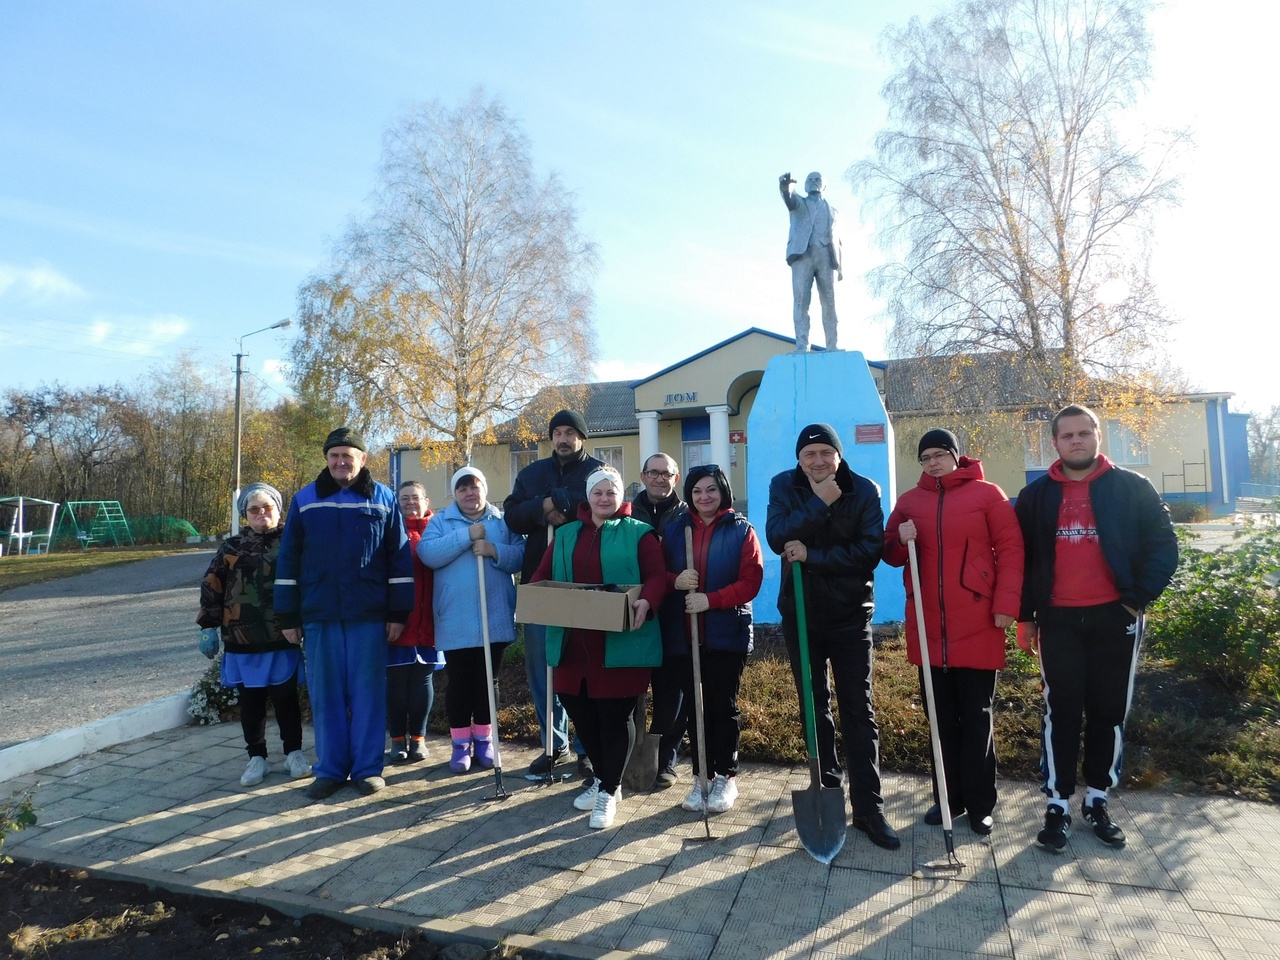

{"left": 883, "top": 429, "right": 1024, "bottom": 836}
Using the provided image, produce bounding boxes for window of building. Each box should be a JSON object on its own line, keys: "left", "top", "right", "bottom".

{"left": 595, "top": 446, "right": 624, "bottom": 473}
{"left": 510, "top": 442, "right": 538, "bottom": 479}
{"left": 682, "top": 441, "right": 713, "bottom": 470}
{"left": 1106, "top": 419, "right": 1149, "bottom": 465}
{"left": 1023, "top": 419, "right": 1055, "bottom": 470}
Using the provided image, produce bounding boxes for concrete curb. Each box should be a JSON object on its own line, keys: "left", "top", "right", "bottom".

{"left": 0, "top": 691, "right": 192, "bottom": 785}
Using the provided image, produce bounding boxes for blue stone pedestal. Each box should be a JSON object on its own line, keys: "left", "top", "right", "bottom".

{"left": 746, "top": 350, "right": 904, "bottom": 624}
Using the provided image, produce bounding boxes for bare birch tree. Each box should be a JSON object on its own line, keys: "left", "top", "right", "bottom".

{"left": 851, "top": 0, "right": 1188, "bottom": 414}
{"left": 292, "top": 90, "right": 598, "bottom": 466}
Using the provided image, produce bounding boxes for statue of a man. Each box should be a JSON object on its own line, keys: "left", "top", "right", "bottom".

{"left": 779, "top": 171, "right": 842, "bottom": 352}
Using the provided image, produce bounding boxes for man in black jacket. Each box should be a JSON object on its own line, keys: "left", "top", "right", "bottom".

{"left": 765, "top": 423, "right": 899, "bottom": 850}
{"left": 503, "top": 409, "right": 603, "bottom": 777}
{"left": 1015, "top": 404, "right": 1177, "bottom": 852}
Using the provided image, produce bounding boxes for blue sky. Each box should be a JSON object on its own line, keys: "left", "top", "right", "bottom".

{"left": 2, "top": 0, "right": 1275, "bottom": 419}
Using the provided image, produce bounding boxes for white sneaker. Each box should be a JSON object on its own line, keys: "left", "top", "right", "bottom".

{"left": 285, "top": 750, "right": 312, "bottom": 780}
{"left": 706, "top": 775, "right": 738, "bottom": 813}
{"left": 681, "top": 781, "right": 706, "bottom": 812}
{"left": 589, "top": 787, "right": 619, "bottom": 829}
{"left": 240, "top": 756, "right": 269, "bottom": 786}
{"left": 573, "top": 778, "right": 600, "bottom": 811}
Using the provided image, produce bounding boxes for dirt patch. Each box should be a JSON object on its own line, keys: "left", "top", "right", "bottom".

{"left": 1, "top": 860, "right": 519, "bottom": 959}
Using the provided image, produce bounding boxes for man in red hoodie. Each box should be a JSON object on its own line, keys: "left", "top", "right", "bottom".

{"left": 1015, "top": 405, "right": 1177, "bottom": 852}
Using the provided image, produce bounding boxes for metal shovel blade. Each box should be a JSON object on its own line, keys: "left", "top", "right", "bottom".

{"left": 622, "top": 732, "right": 661, "bottom": 793}
{"left": 792, "top": 761, "right": 846, "bottom": 864}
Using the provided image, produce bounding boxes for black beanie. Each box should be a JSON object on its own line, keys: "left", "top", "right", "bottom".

{"left": 323, "top": 426, "right": 366, "bottom": 453}
{"left": 917, "top": 428, "right": 960, "bottom": 460}
{"left": 795, "top": 422, "right": 843, "bottom": 458}
{"left": 548, "top": 409, "right": 589, "bottom": 440}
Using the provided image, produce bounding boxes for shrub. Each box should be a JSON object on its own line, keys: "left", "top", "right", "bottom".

{"left": 188, "top": 653, "right": 240, "bottom": 724}
{"left": 1, "top": 788, "right": 37, "bottom": 862}
{"left": 1146, "top": 523, "right": 1280, "bottom": 699}
{"left": 1167, "top": 500, "right": 1209, "bottom": 523}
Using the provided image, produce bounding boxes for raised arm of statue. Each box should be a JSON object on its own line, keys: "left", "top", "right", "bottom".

{"left": 778, "top": 172, "right": 798, "bottom": 210}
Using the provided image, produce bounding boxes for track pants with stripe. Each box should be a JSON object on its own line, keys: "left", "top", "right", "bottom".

{"left": 305, "top": 620, "right": 387, "bottom": 782}
{"left": 1038, "top": 601, "right": 1142, "bottom": 800}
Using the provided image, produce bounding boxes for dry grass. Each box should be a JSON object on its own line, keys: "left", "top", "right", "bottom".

{"left": 0, "top": 544, "right": 195, "bottom": 595}
{"left": 480, "top": 630, "right": 1278, "bottom": 802}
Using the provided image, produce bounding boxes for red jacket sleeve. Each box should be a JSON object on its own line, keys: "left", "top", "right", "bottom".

{"left": 706, "top": 526, "right": 764, "bottom": 609}
{"left": 637, "top": 530, "right": 668, "bottom": 611}
{"left": 985, "top": 486, "right": 1025, "bottom": 618}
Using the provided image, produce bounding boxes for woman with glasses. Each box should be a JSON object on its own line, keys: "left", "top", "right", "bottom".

{"left": 386, "top": 481, "right": 444, "bottom": 764}
{"left": 198, "top": 482, "right": 312, "bottom": 788}
{"left": 660, "top": 464, "right": 763, "bottom": 814}
{"left": 883, "top": 429, "right": 1024, "bottom": 835}
{"left": 531, "top": 467, "right": 667, "bottom": 828}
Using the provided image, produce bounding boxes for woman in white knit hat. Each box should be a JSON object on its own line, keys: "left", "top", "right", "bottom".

{"left": 530, "top": 467, "right": 668, "bottom": 829}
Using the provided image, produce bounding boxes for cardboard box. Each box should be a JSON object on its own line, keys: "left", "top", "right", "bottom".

{"left": 516, "top": 582, "right": 641, "bottom": 633}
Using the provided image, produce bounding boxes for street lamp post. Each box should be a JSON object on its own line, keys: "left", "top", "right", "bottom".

{"left": 231, "top": 319, "right": 292, "bottom": 534}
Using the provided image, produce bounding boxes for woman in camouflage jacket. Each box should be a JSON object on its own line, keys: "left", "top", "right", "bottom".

{"left": 198, "top": 482, "right": 313, "bottom": 788}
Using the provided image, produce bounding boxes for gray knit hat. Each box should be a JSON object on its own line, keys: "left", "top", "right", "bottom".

{"left": 238, "top": 482, "right": 283, "bottom": 519}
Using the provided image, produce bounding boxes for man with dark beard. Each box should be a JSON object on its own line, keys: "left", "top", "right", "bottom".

{"left": 503, "top": 410, "right": 603, "bottom": 777}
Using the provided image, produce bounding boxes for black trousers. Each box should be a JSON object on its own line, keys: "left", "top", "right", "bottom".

{"left": 918, "top": 665, "right": 998, "bottom": 819}
{"left": 386, "top": 662, "right": 436, "bottom": 739}
{"left": 442, "top": 645, "right": 507, "bottom": 729}
{"left": 560, "top": 688, "right": 636, "bottom": 795}
{"left": 783, "top": 615, "right": 883, "bottom": 816}
{"left": 649, "top": 656, "right": 690, "bottom": 772}
{"left": 1038, "top": 602, "right": 1141, "bottom": 800}
{"left": 239, "top": 672, "right": 303, "bottom": 758}
{"left": 676, "top": 649, "right": 747, "bottom": 778}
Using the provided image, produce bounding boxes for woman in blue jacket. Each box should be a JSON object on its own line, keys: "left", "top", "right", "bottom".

{"left": 419, "top": 467, "right": 525, "bottom": 773}
{"left": 660, "top": 465, "right": 763, "bottom": 815}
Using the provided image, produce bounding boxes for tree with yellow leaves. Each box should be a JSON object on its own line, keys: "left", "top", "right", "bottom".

{"left": 293, "top": 90, "right": 598, "bottom": 469}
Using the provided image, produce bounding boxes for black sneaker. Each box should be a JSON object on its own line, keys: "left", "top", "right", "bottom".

{"left": 577, "top": 754, "right": 595, "bottom": 782}
{"left": 1037, "top": 805, "right": 1071, "bottom": 851}
{"left": 1082, "top": 798, "right": 1126, "bottom": 846}
{"left": 654, "top": 765, "right": 678, "bottom": 790}
{"left": 528, "top": 747, "right": 570, "bottom": 775}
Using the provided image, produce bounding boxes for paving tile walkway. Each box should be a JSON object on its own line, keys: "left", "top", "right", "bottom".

{"left": 6, "top": 724, "right": 1280, "bottom": 959}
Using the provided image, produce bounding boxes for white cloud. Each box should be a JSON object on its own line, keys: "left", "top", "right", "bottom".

{"left": 0, "top": 261, "right": 86, "bottom": 301}
{"left": 86, "top": 314, "right": 191, "bottom": 356}
{"left": 594, "top": 358, "right": 662, "bottom": 383}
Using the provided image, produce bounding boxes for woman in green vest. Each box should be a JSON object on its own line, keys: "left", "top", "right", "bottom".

{"left": 530, "top": 467, "right": 667, "bottom": 829}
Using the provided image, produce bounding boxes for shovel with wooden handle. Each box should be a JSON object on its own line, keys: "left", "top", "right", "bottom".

{"left": 476, "top": 550, "right": 508, "bottom": 801}
{"left": 908, "top": 539, "right": 964, "bottom": 871}
{"left": 790, "top": 559, "right": 846, "bottom": 863}
{"left": 685, "top": 525, "right": 713, "bottom": 839}
{"left": 527, "top": 524, "right": 573, "bottom": 784}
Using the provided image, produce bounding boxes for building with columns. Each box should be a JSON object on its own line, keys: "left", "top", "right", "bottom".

{"left": 390, "top": 327, "right": 1250, "bottom": 521}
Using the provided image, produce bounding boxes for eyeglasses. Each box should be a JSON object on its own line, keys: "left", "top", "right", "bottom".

{"left": 919, "top": 452, "right": 954, "bottom": 465}
{"left": 643, "top": 470, "right": 675, "bottom": 480}
{"left": 246, "top": 504, "right": 276, "bottom": 515}
{"left": 688, "top": 464, "right": 721, "bottom": 475}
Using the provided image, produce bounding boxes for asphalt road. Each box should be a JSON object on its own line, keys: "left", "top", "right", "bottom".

{"left": 0, "top": 551, "right": 216, "bottom": 750}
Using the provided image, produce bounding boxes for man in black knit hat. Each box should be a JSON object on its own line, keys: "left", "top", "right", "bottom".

{"left": 504, "top": 409, "right": 603, "bottom": 777}
{"left": 765, "top": 422, "right": 899, "bottom": 849}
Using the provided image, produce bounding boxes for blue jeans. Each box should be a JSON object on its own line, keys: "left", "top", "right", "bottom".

{"left": 523, "top": 622, "right": 582, "bottom": 756}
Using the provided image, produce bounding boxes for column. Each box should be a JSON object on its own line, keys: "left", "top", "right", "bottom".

{"left": 637, "top": 410, "right": 661, "bottom": 469}
{"left": 707, "top": 404, "right": 731, "bottom": 472}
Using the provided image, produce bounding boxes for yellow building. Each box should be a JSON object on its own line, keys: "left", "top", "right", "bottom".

{"left": 391, "top": 328, "right": 1249, "bottom": 518}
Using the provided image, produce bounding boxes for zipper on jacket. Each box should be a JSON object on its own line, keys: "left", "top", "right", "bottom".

{"left": 934, "top": 479, "right": 948, "bottom": 670}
